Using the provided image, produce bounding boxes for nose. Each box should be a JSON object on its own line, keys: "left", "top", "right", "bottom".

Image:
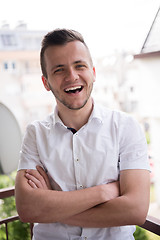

{"left": 65, "top": 68, "right": 79, "bottom": 82}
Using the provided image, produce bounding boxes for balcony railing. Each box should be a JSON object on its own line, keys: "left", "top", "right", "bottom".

{"left": 0, "top": 187, "right": 160, "bottom": 239}
{"left": 0, "top": 187, "right": 33, "bottom": 240}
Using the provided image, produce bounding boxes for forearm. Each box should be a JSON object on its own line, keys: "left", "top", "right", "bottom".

{"left": 61, "top": 170, "right": 150, "bottom": 228}
{"left": 61, "top": 194, "right": 148, "bottom": 228}
{"left": 15, "top": 170, "right": 113, "bottom": 223}
{"left": 16, "top": 168, "right": 149, "bottom": 227}
{"left": 16, "top": 187, "right": 104, "bottom": 223}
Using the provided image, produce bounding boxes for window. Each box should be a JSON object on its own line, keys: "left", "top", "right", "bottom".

{"left": 1, "top": 34, "right": 17, "bottom": 46}
{"left": 12, "top": 62, "right": 16, "bottom": 69}
{"left": 4, "top": 62, "right": 8, "bottom": 70}
{"left": 3, "top": 61, "right": 16, "bottom": 72}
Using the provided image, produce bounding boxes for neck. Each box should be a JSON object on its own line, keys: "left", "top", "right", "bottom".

{"left": 57, "top": 98, "right": 93, "bottom": 131}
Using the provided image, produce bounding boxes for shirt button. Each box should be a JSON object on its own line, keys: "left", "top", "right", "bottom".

{"left": 76, "top": 158, "right": 79, "bottom": 162}
{"left": 84, "top": 237, "right": 87, "bottom": 240}
{"left": 80, "top": 185, "right": 83, "bottom": 188}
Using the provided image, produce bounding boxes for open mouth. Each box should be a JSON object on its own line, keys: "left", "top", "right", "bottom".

{"left": 64, "top": 86, "right": 83, "bottom": 94}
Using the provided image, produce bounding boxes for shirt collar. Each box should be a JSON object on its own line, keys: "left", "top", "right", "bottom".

{"left": 52, "top": 100, "right": 104, "bottom": 127}
{"left": 53, "top": 106, "right": 67, "bottom": 128}
{"left": 88, "top": 101, "right": 104, "bottom": 124}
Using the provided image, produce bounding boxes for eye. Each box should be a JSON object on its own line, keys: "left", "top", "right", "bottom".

{"left": 76, "top": 64, "right": 86, "bottom": 69}
{"left": 54, "top": 68, "right": 64, "bottom": 74}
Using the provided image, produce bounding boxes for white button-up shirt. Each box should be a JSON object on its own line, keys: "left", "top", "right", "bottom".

{"left": 18, "top": 103, "right": 150, "bottom": 240}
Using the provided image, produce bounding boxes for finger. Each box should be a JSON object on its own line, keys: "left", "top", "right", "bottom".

{"left": 25, "top": 173, "right": 43, "bottom": 189}
{"left": 26, "top": 169, "right": 46, "bottom": 187}
{"left": 26, "top": 169, "right": 42, "bottom": 180}
{"left": 36, "top": 166, "right": 52, "bottom": 190}
{"left": 28, "top": 179, "right": 37, "bottom": 189}
{"left": 36, "top": 166, "right": 48, "bottom": 188}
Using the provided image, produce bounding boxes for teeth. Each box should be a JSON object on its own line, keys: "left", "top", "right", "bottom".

{"left": 65, "top": 86, "right": 81, "bottom": 92}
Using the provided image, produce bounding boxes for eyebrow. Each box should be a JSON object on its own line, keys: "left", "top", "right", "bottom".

{"left": 74, "top": 60, "right": 88, "bottom": 65}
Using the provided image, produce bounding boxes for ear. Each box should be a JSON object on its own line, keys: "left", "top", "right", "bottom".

{"left": 42, "top": 76, "right": 50, "bottom": 91}
{"left": 92, "top": 66, "right": 96, "bottom": 82}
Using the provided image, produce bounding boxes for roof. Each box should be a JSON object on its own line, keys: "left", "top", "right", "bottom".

{"left": 0, "top": 26, "right": 47, "bottom": 51}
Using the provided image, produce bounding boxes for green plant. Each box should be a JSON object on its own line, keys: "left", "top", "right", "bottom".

{"left": 0, "top": 173, "right": 31, "bottom": 240}
{"left": 145, "top": 131, "right": 151, "bottom": 145}
{"left": 134, "top": 226, "right": 148, "bottom": 240}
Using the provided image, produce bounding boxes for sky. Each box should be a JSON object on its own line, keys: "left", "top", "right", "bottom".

{"left": 0, "top": 0, "right": 160, "bottom": 57}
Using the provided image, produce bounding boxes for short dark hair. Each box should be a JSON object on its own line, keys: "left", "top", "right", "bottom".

{"left": 40, "top": 28, "right": 92, "bottom": 78}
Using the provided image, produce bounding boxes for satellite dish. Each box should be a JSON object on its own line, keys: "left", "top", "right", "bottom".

{"left": 0, "top": 103, "right": 22, "bottom": 175}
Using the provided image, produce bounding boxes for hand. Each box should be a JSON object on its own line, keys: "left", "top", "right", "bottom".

{"left": 60, "top": 181, "right": 120, "bottom": 226}
{"left": 25, "top": 166, "right": 52, "bottom": 190}
{"left": 105, "top": 181, "right": 120, "bottom": 201}
{"left": 100, "top": 181, "right": 120, "bottom": 202}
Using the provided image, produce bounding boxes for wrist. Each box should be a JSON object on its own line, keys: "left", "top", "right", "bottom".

{"left": 97, "top": 182, "right": 120, "bottom": 203}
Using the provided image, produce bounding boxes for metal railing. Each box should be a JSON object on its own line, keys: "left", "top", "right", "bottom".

{"left": 0, "top": 187, "right": 160, "bottom": 239}
{"left": 0, "top": 186, "right": 33, "bottom": 240}
{"left": 141, "top": 215, "right": 160, "bottom": 236}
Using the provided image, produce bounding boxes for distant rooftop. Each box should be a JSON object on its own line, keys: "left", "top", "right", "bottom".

{"left": 0, "top": 22, "right": 47, "bottom": 51}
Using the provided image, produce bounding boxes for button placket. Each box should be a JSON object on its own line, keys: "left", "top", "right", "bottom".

{"left": 72, "top": 133, "right": 81, "bottom": 189}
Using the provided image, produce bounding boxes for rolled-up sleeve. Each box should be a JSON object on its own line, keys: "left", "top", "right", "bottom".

{"left": 119, "top": 116, "right": 150, "bottom": 171}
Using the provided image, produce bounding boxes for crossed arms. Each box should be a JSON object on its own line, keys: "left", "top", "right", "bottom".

{"left": 15, "top": 166, "right": 150, "bottom": 228}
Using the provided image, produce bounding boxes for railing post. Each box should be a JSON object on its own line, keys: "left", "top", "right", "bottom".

{"left": 30, "top": 223, "right": 34, "bottom": 238}
{"left": 5, "top": 222, "right": 9, "bottom": 240}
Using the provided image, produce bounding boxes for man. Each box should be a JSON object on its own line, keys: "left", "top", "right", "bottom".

{"left": 15, "top": 29, "right": 150, "bottom": 240}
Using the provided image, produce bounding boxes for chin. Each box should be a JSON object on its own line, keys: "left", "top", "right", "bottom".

{"left": 65, "top": 100, "right": 88, "bottom": 110}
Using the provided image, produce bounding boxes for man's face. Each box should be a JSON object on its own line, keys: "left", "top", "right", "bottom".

{"left": 42, "top": 41, "right": 96, "bottom": 110}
